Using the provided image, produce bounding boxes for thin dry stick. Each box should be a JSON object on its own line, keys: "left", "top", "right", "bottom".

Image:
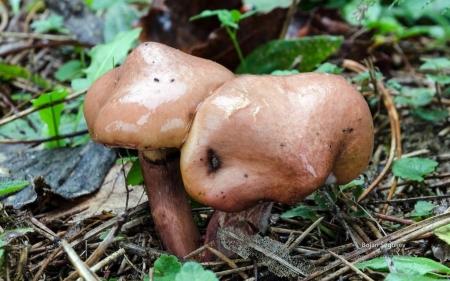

{"left": 64, "top": 215, "right": 126, "bottom": 281}
{"left": 205, "top": 245, "right": 249, "bottom": 279}
{"left": 279, "top": 0, "right": 298, "bottom": 39}
{"left": 0, "top": 130, "right": 88, "bottom": 144}
{"left": 61, "top": 240, "right": 101, "bottom": 281}
{"left": 215, "top": 265, "right": 256, "bottom": 277}
{"left": 183, "top": 241, "right": 214, "bottom": 260}
{"left": 0, "top": 31, "right": 76, "bottom": 41}
{"left": 328, "top": 251, "right": 374, "bottom": 281}
{"left": 90, "top": 248, "right": 126, "bottom": 273}
{"left": 364, "top": 219, "right": 383, "bottom": 239}
{"left": 287, "top": 217, "right": 323, "bottom": 252}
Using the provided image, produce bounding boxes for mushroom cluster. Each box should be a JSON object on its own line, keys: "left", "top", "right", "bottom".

{"left": 84, "top": 42, "right": 374, "bottom": 258}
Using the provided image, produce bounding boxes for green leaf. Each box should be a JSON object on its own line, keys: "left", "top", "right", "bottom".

{"left": 425, "top": 74, "right": 450, "bottom": 85}
{"left": 313, "top": 190, "right": 336, "bottom": 210}
{"left": 356, "top": 256, "right": 450, "bottom": 278}
{"left": 189, "top": 10, "right": 222, "bottom": 21}
{"left": 411, "top": 108, "right": 448, "bottom": 122}
{"left": 281, "top": 205, "right": 317, "bottom": 221}
{"left": 394, "top": 88, "right": 434, "bottom": 107}
{"left": 71, "top": 78, "right": 92, "bottom": 92}
{"left": 352, "top": 71, "right": 383, "bottom": 83}
{"left": 103, "top": 2, "right": 140, "bottom": 43}
{"left": 31, "top": 89, "right": 68, "bottom": 148}
{"left": 0, "top": 180, "right": 28, "bottom": 196}
{"left": 217, "top": 10, "right": 239, "bottom": 29}
{"left": 0, "top": 228, "right": 34, "bottom": 240}
{"left": 339, "top": 175, "right": 365, "bottom": 192}
{"left": 385, "top": 273, "right": 448, "bottom": 281}
{"left": 153, "top": 254, "right": 182, "bottom": 281}
{"left": 243, "top": 0, "right": 294, "bottom": 13}
{"left": 270, "top": 69, "right": 299, "bottom": 76}
{"left": 90, "top": 0, "right": 123, "bottom": 11}
{"left": 0, "top": 62, "right": 53, "bottom": 89}
{"left": 126, "top": 159, "right": 144, "bottom": 186}
{"left": 30, "top": 13, "right": 70, "bottom": 34}
{"left": 314, "top": 62, "right": 343, "bottom": 74}
{"left": 236, "top": 36, "right": 343, "bottom": 74}
{"left": 175, "top": 262, "right": 218, "bottom": 281}
{"left": 55, "top": 60, "right": 83, "bottom": 82}
{"left": 392, "top": 157, "right": 439, "bottom": 182}
{"left": 420, "top": 58, "right": 450, "bottom": 71}
{"left": 434, "top": 224, "right": 450, "bottom": 244}
{"left": 410, "top": 201, "right": 434, "bottom": 217}
{"left": 84, "top": 28, "right": 141, "bottom": 85}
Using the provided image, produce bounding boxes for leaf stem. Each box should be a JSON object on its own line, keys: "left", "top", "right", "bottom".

{"left": 224, "top": 25, "right": 247, "bottom": 72}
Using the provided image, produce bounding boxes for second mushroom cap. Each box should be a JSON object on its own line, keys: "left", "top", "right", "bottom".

{"left": 180, "top": 73, "right": 374, "bottom": 213}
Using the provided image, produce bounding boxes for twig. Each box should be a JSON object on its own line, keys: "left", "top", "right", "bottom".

{"left": 368, "top": 193, "right": 450, "bottom": 205}
{"left": 287, "top": 217, "right": 323, "bottom": 251}
{"left": 61, "top": 240, "right": 101, "bottom": 281}
{"left": 0, "top": 130, "right": 88, "bottom": 144}
{"left": 328, "top": 251, "right": 374, "bottom": 281}
{"left": 0, "top": 31, "right": 76, "bottom": 41}
{"left": 279, "top": 0, "right": 298, "bottom": 39}
{"left": 205, "top": 245, "right": 249, "bottom": 279}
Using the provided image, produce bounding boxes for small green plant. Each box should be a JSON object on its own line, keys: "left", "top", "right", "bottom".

{"left": 410, "top": 200, "right": 434, "bottom": 218}
{"left": 150, "top": 254, "right": 218, "bottom": 281}
{"left": 392, "top": 157, "right": 439, "bottom": 182}
{"left": 190, "top": 9, "right": 256, "bottom": 71}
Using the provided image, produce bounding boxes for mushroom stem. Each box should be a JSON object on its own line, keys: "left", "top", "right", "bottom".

{"left": 139, "top": 150, "right": 201, "bottom": 257}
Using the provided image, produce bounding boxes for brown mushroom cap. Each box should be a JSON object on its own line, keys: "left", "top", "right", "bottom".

{"left": 84, "top": 42, "right": 235, "bottom": 150}
{"left": 180, "top": 73, "right": 374, "bottom": 213}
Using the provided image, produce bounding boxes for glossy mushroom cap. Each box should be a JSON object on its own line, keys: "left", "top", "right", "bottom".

{"left": 181, "top": 73, "right": 374, "bottom": 213}
{"left": 84, "top": 42, "right": 235, "bottom": 150}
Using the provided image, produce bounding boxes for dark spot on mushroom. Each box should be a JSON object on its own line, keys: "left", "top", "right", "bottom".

{"left": 154, "top": 78, "right": 159, "bottom": 82}
{"left": 200, "top": 158, "right": 203, "bottom": 161}
{"left": 145, "top": 43, "right": 148, "bottom": 46}
{"left": 329, "top": 144, "right": 332, "bottom": 148}
{"left": 342, "top": 127, "right": 354, "bottom": 133}
{"left": 221, "top": 191, "right": 224, "bottom": 194}
{"left": 316, "top": 132, "right": 319, "bottom": 136}
{"left": 222, "top": 196, "right": 226, "bottom": 199}
{"left": 170, "top": 79, "right": 175, "bottom": 82}
{"left": 280, "top": 143, "right": 285, "bottom": 147}
{"left": 152, "top": 61, "right": 155, "bottom": 63}
{"left": 207, "top": 148, "right": 220, "bottom": 174}
{"left": 244, "top": 174, "right": 248, "bottom": 178}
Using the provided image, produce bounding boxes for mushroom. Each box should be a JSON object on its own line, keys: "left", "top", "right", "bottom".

{"left": 84, "top": 42, "right": 235, "bottom": 256}
{"left": 180, "top": 73, "right": 374, "bottom": 212}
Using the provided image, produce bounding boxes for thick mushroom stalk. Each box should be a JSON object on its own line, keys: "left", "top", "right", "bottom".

{"left": 84, "top": 42, "right": 235, "bottom": 257}
{"left": 181, "top": 73, "right": 374, "bottom": 212}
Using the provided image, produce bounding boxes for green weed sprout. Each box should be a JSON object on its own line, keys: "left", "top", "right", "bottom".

{"left": 190, "top": 9, "right": 257, "bottom": 72}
